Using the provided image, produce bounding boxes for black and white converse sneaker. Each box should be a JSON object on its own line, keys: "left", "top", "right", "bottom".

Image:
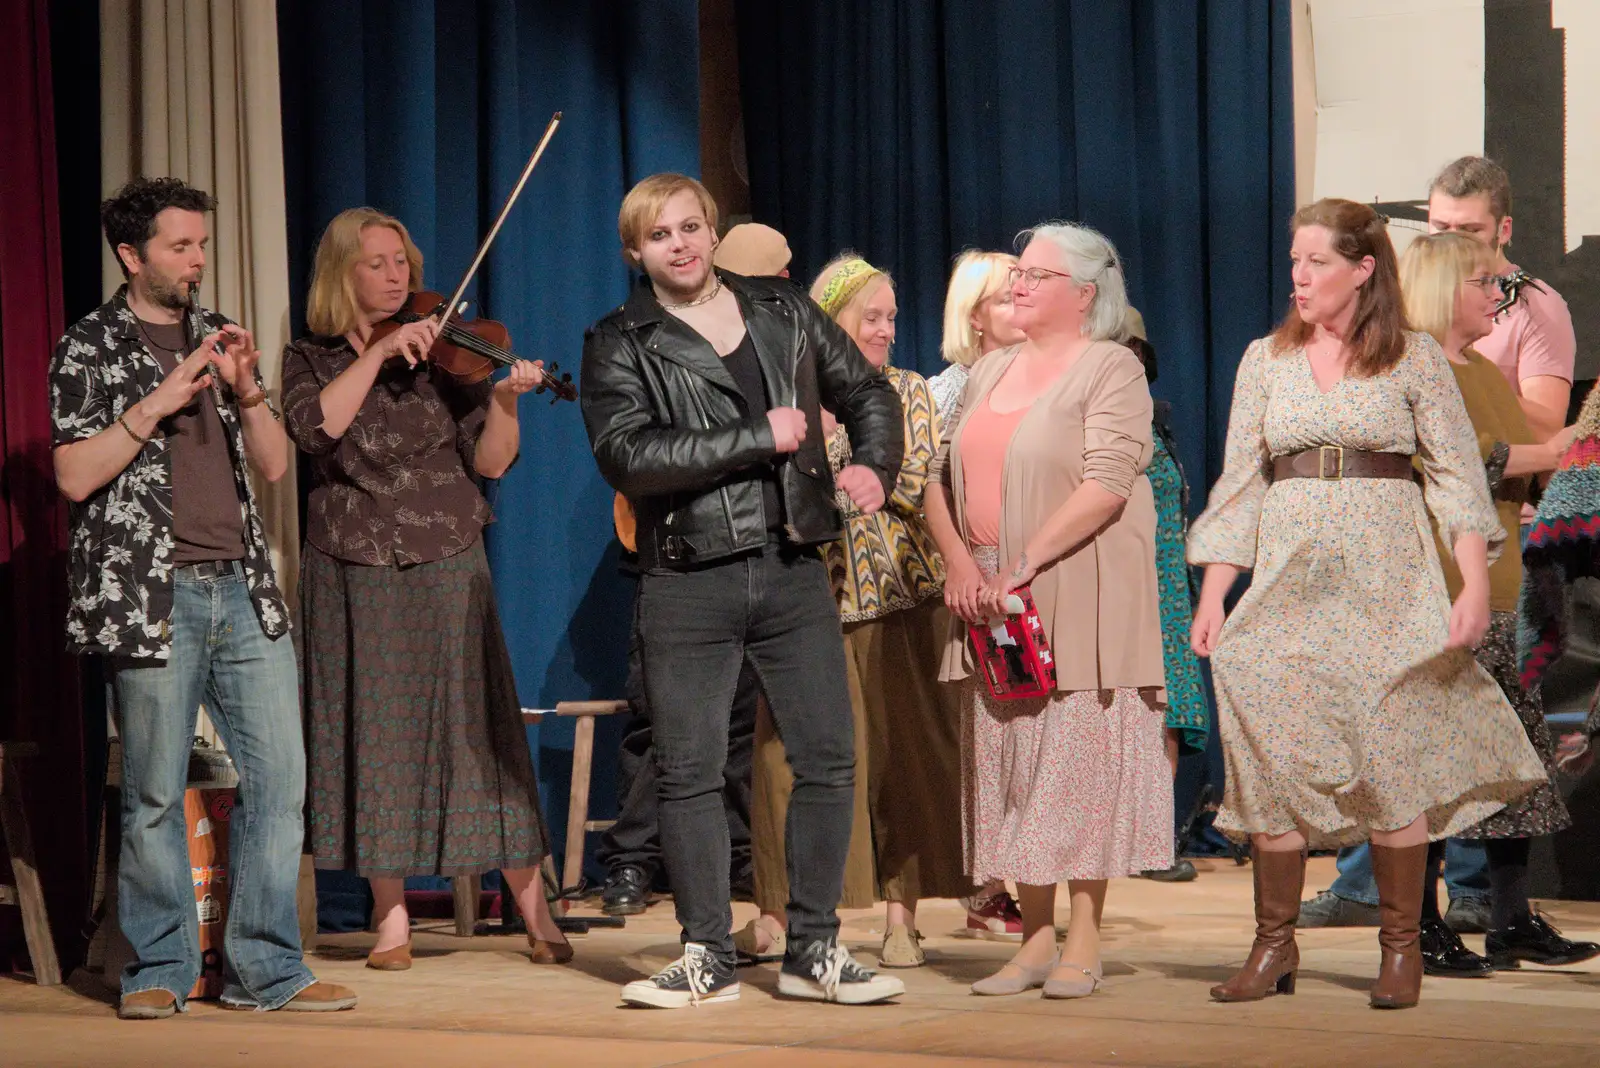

{"left": 777, "top": 937, "right": 905, "bottom": 1004}
{"left": 620, "top": 943, "right": 740, "bottom": 1008}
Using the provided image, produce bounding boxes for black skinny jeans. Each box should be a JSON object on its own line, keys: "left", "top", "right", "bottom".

{"left": 594, "top": 598, "right": 757, "bottom": 879}
{"left": 636, "top": 542, "right": 855, "bottom": 958}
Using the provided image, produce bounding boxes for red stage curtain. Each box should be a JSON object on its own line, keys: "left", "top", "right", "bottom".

{"left": 0, "top": 0, "right": 87, "bottom": 973}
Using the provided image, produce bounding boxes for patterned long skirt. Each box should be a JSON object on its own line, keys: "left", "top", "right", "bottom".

{"left": 1150, "top": 432, "right": 1211, "bottom": 755}
{"left": 302, "top": 540, "right": 549, "bottom": 878}
{"left": 1462, "top": 612, "right": 1570, "bottom": 839}
{"left": 962, "top": 547, "right": 1174, "bottom": 883}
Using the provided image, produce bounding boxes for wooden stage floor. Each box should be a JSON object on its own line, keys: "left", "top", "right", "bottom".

{"left": 4, "top": 857, "right": 1598, "bottom": 1067}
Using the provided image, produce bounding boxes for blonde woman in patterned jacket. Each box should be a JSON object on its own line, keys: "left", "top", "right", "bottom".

{"left": 742, "top": 254, "right": 967, "bottom": 970}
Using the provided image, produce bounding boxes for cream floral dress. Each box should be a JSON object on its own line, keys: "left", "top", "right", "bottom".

{"left": 1188, "top": 332, "right": 1545, "bottom": 847}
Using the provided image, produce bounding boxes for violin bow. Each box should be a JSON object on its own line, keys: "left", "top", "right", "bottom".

{"left": 436, "top": 112, "right": 563, "bottom": 339}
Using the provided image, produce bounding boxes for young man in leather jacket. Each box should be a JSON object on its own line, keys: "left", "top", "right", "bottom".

{"left": 581, "top": 174, "right": 905, "bottom": 1008}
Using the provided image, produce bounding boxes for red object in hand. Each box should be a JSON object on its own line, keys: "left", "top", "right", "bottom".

{"left": 968, "top": 586, "right": 1056, "bottom": 700}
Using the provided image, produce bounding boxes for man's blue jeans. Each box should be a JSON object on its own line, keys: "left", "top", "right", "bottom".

{"left": 112, "top": 562, "right": 314, "bottom": 1010}
{"left": 1328, "top": 840, "right": 1490, "bottom": 907}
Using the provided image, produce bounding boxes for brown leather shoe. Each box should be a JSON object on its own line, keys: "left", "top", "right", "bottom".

{"left": 528, "top": 931, "right": 574, "bottom": 965}
{"left": 1211, "top": 848, "right": 1305, "bottom": 1002}
{"left": 281, "top": 982, "right": 359, "bottom": 1012}
{"left": 366, "top": 939, "right": 413, "bottom": 971}
{"left": 1370, "top": 843, "right": 1426, "bottom": 1009}
{"left": 118, "top": 989, "right": 178, "bottom": 1020}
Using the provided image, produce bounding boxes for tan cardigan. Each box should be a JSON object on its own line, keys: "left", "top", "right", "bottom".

{"left": 932, "top": 341, "right": 1166, "bottom": 698}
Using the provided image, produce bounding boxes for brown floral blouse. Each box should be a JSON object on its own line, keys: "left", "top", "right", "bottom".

{"left": 282, "top": 336, "right": 495, "bottom": 566}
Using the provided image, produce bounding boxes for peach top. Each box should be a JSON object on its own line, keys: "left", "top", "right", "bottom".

{"left": 959, "top": 396, "right": 1029, "bottom": 547}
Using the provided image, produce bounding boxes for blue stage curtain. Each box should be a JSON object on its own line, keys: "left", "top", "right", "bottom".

{"left": 277, "top": 0, "right": 701, "bottom": 873}
{"left": 736, "top": 0, "right": 1294, "bottom": 500}
{"left": 737, "top": 0, "right": 1294, "bottom": 839}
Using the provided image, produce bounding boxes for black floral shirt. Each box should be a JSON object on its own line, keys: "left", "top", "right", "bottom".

{"left": 48, "top": 287, "right": 288, "bottom": 658}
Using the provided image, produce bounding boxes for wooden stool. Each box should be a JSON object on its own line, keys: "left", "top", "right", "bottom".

{"left": 0, "top": 742, "right": 62, "bottom": 986}
{"left": 448, "top": 701, "right": 628, "bottom": 936}
{"left": 553, "top": 700, "right": 630, "bottom": 894}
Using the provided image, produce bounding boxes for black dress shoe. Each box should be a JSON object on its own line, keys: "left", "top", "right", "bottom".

{"left": 1486, "top": 909, "right": 1600, "bottom": 968}
{"left": 1137, "top": 858, "right": 1198, "bottom": 882}
{"left": 1420, "top": 917, "right": 1494, "bottom": 978}
{"left": 601, "top": 864, "right": 653, "bottom": 916}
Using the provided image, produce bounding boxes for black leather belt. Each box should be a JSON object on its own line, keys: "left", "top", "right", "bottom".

{"left": 175, "top": 560, "right": 241, "bottom": 579}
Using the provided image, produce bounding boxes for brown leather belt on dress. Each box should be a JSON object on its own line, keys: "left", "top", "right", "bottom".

{"left": 1270, "top": 446, "right": 1415, "bottom": 482}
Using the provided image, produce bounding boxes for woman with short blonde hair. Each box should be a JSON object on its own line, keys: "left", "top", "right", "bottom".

{"left": 929, "top": 252, "right": 1025, "bottom": 430}
{"left": 1387, "top": 231, "right": 1592, "bottom": 977}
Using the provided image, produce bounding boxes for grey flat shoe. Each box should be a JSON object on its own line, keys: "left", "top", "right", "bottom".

{"left": 971, "top": 952, "right": 1059, "bottom": 996}
{"left": 1042, "top": 961, "right": 1102, "bottom": 999}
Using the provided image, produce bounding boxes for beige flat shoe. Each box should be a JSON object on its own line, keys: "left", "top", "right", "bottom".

{"left": 1042, "top": 961, "right": 1102, "bottom": 999}
{"left": 971, "top": 952, "right": 1059, "bottom": 996}
{"left": 879, "top": 924, "right": 926, "bottom": 968}
{"left": 733, "top": 919, "right": 786, "bottom": 963}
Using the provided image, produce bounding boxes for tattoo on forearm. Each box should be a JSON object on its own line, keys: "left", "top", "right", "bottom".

{"left": 1011, "top": 552, "right": 1029, "bottom": 579}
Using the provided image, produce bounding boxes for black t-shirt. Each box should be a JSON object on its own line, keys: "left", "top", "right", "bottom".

{"left": 720, "top": 331, "right": 784, "bottom": 532}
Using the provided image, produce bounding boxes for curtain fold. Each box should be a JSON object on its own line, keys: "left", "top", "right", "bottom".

{"left": 277, "top": 0, "right": 701, "bottom": 864}
{"left": 0, "top": 0, "right": 86, "bottom": 972}
{"left": 99, "top": 0, "right": 299, "bottom": 612}
{"left": 736, "top": 0, "right": 1296, "bottom": 498}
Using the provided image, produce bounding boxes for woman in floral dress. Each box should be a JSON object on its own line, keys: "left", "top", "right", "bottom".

{"left": 1188, "top": 199, "right": 1544, "bottom": 1010}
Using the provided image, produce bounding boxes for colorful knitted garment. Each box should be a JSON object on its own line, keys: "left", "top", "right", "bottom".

{"left": 1517, "top": 386, "right": 1600, "bottom": 691}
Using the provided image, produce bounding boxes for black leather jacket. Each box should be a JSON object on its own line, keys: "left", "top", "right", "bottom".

{"left": 581, "top": 271, "right": 904, "bottom": 570}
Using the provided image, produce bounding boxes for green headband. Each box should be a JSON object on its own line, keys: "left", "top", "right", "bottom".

{"left": 817, "top": 258, "right": 882, "bottom": 319}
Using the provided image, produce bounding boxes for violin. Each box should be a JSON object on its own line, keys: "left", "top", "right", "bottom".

{"left": 369, "top": 290, "right": 576, "bottom": 402}
{"left": 365, "top": 112, "right": 575, "bottom": 404}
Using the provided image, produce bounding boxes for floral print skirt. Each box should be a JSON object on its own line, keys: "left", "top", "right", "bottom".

{"left": 302, "top": 540, "right": 549, "bottom": 878}
{"left": 1461, "top": 612, "right": 1569, "bottom": 839}
{"left": 961, "top": 547, "right": 1174, "bottom": 883}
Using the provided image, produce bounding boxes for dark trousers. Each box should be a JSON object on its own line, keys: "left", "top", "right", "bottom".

{"left": 595, "top": 601, "right": 758, "bottom": 881}
{"left": 636, "top": 543, "right": 856, "bottom": 958}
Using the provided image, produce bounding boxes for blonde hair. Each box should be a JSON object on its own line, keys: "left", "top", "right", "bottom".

{"left": 940, "top": 251, "right": 1016, "bottom": 366}
{"left": 617, "top": 173, "right": 719, "bottom": 265}
{"left": 305, "top": 208, "right": 423, "bottom": 337}
{"left": 809, "top": 252, "right": 893, "bottom": 336}
{"left": 1017, "top": 223, "right": 1129, "bottom": 341}
{"left": 1399, "top": 230, "right": 1490, "bottom": 347}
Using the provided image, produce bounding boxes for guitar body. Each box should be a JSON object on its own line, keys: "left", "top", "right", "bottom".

{"left": 613, "top": 493, "right": 637, "bottom": 553}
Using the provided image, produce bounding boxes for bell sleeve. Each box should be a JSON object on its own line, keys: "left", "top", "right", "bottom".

{"left": 1188, "top": 338, "right": 1274, "bottom": 570}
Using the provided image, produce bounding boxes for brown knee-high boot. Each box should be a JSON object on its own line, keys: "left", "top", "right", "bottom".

{"left": 1210, "top": 848, "right": 1305, "bottom": 1002}
{"left": 1370, "top": 843, "right": 1426, "bottom": 1009}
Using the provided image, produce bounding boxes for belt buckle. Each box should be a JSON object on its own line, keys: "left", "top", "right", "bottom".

{"left": 1318, "top": 445, "right": 1344, "bottom": 480}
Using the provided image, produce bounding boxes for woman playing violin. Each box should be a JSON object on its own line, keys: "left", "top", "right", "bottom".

{"left": 283, "top": 206, "right": 569, "bottom": 970}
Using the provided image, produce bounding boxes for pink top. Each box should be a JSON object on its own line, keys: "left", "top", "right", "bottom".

{"left": 960, "top": 395, "right": 1030, "bottom": 547}
{"left": 1475, "top": 267, "right": 1575, "bottom": 390}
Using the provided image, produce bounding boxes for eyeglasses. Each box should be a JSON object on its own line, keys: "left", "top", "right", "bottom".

{"left": 1464, "top": 275, "right": 1504, "bottom": 294}
{"left": 1006, "top": 265, "right": 1074, "bottom": 291}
